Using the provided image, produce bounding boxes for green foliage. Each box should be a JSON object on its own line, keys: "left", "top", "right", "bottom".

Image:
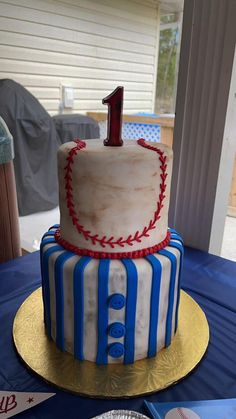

{"left": 156, "top": 26, "right": 179, "bottom": 113}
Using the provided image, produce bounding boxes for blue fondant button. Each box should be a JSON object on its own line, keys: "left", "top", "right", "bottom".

{"left": 108, "top": 322, "right": 126, "bottom": 338}
{"left": 108, "top": 342, "right": 124, "bottom": 358}
{"left": 108, "top": 294, "right": 125, "bottom": 310}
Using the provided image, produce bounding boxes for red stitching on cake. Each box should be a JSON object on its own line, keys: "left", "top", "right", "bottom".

{"left": 54, "top": 228, "right": 171, "bottom": 259}
{"left": 64, "top": 138, "right": 168, "bottom": 249}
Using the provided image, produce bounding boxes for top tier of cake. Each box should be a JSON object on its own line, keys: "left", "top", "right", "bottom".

{"left": 57, "top": 138, "right": 173, "bottom": 257}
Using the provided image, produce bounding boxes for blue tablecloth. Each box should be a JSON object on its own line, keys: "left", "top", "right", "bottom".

{"left": 0, "top": 248, "right": 236, "bottom": 418}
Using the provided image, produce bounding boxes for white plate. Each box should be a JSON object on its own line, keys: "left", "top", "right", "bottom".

{"left": 91, "top": 410, "right": 150, "bottom": 419}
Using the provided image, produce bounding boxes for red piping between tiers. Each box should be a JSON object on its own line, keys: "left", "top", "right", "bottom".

{"left": 54, "top": 229, "right": 171, "bottom": 259}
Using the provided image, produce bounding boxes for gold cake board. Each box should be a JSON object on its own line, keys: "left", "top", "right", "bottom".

{"left": 13, "top": 288, "right": 209, "bottom": 399}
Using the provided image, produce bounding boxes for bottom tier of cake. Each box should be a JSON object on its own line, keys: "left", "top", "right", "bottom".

{"left": 40, "top": 226, "right": 183, "bottom": 364}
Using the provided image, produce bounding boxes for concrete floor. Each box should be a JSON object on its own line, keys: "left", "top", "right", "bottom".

{"left": 220, "top": 216, "right": 236, "bottom": 262}
{"left": 19, "top": 206, "right": 60, "bottom": 253}
{"left": 19, "top": 209, "right": 236, "bottom": 262}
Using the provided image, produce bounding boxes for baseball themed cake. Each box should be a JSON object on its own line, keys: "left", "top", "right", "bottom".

{"left": 40, "top": 87, "right": 184, "bottom": 365}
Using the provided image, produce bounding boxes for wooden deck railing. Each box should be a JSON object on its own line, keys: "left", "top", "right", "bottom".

{"left": 87, "top": 112, "right": 174, "bottom": 149}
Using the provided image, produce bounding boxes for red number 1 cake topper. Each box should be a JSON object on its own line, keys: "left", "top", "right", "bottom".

{"left": 103, "top": 86, "right": 124, "bottom": 147}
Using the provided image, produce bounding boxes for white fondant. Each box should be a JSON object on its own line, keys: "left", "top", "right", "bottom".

{"left": 133, "top": 258, "right": 152, "bottom": 360}
{"left": 155, "top": 253, "right": 171, "bottom": 352}
{"left": 83, "top": 258, "right": 99, "bottom": 362}
{"left": 63, "top": 255, "right": 78, "bottom": 353}
{"left": 58, "top": 139, "right": 173, "bottom": 253}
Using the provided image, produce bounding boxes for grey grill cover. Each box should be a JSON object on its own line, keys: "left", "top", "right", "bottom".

{"left": 52, "top": 113, "right": 99, "bottom": 143}
{"left": 0, "top": 79, "right": 59, "bottom": 215}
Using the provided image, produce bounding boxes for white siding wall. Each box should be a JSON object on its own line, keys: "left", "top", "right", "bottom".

{"left": 0, "top": 0, "right": 159, "bottom": 115}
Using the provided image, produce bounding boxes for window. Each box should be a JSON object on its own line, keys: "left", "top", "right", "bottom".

{"left": 155, "top": 12, "right": 183, "bottom": 114}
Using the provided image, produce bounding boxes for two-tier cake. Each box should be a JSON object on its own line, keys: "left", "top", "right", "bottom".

{"left": 40, "top": 87, "right": 183, "bottom": 365}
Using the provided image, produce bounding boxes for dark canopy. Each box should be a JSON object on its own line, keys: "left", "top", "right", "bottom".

{"left": 0, "top": 79, "right": 59, "bottom": 215}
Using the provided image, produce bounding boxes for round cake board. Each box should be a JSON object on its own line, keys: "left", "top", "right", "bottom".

{"left": 13, "top": 288, "right": 209, "bottom": 398}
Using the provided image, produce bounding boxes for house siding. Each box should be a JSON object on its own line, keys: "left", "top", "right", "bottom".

{"left": 0, "top": 0, "right": 159, "bottom": 115}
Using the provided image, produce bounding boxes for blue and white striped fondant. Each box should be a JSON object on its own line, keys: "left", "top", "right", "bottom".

{"left": 40, "top": 226, "right": 184, "bottom": 364}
